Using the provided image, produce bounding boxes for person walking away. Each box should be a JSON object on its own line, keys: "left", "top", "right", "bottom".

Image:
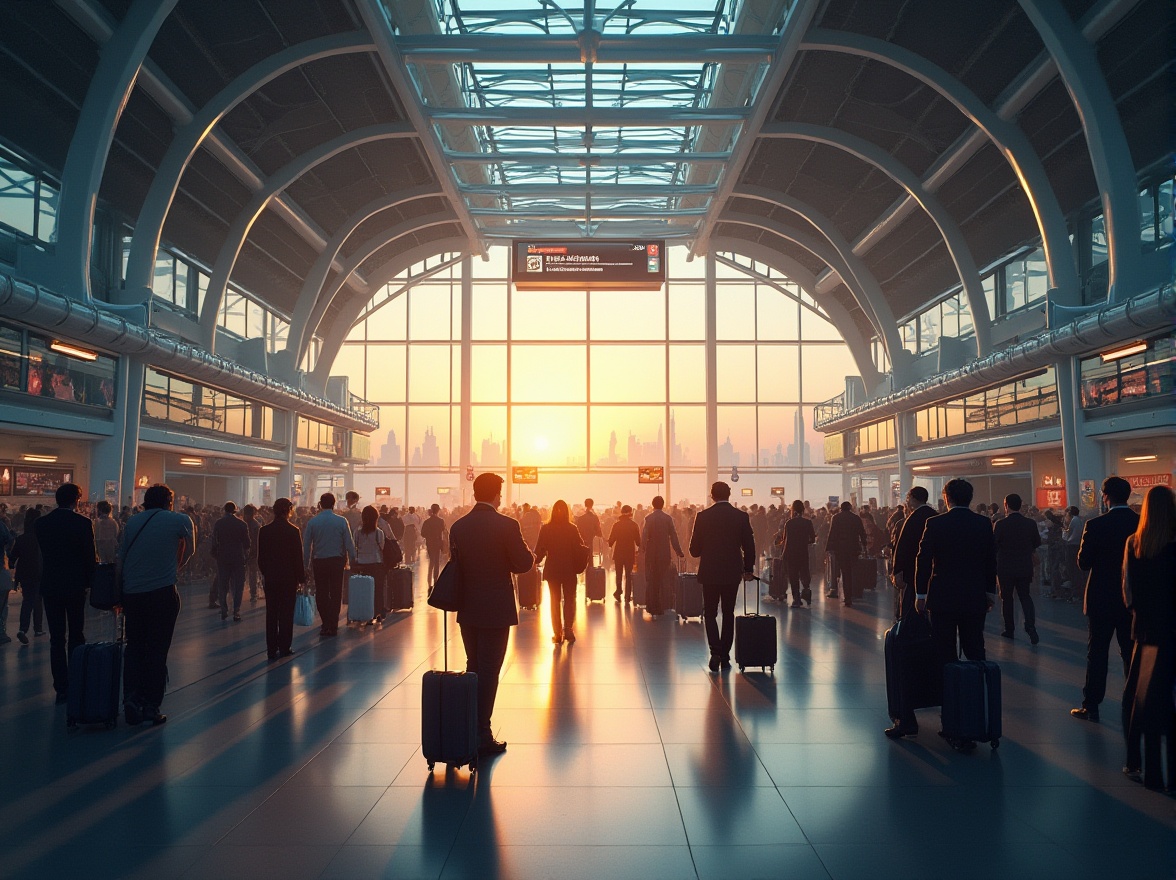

{"left": 33, "top": 483, "right": 96, "bottom": 703}
{"left": 689, "top": 481, "right": 756, "bottom": 672}
{"left": 93, "top": 500, "right": 120, "bottom": 563}
{"left": 575, "top": 498, "right": 603, "bottom": 560}
{"left": 521, "top": 502, "right": 542, "bottom": 550}
{"left": 449, "top": 473, "right": 535, "bottom": 755}
{"left": 1070, "top": 477, "right": 1139, "bottom": 722}
{"left": 778, "top": 500, "right": 816, "bottom": 607}
{"left": 534, "top": 500, "right": 589, "bottom": 643}
{"left": 1120, "top": 485, "right": 1176, "bottom": 790}
{"left": 420, "top": 504, "right": 447, "bottom": 587}
{"left": 257, "top": 497, "right": 305, "bottom": 660}
{"left": 1044, "top": 505, "right": 1085, "bottom": 600}
{"left": 342, "top": 491, "right": 363, "bottom": 537}
{"left": 242, "top": 505, "right": 262, "bottom": 602}
{"left": 642, "top": 495, "right": 684, "bottom": 617}
{"left": 212, "top": 502, "right": 250, "bottom": 622}
{"left": 607, "top": 505, "right": 641, "bottom": 604}
{"left": 914, "top": 479, "right": 996, "bottom": 672}
{"left": 120, "top": 484, "right": 194, "bottom": 726}
{"left": 9, "top": 507, "right": 44, "bottom": 644}
{"left": 352, "top": 504, "right": 386, "bottom": 613}
{"left": 992, "top": 493, "right": 1042, "bottom": 644}
{"left": 303, "top": 492, "right": 356, "bottom": 638}
{"left": 825, "top": 501, "right": 867, "bottom": 606}
{"left": 402, "top": 506, "right": 422, "bottom": 563}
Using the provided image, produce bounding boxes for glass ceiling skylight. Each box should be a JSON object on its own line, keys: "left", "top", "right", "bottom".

{"left": 389, "top": 0, "right": 786, "bottom": 241}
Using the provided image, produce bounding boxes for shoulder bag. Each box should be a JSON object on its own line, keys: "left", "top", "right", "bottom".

{"left": 427, "top": 537, "right": 462, "bottom": 612}
{"left": 91, "top": 509, "right": 160, "bottom": 610}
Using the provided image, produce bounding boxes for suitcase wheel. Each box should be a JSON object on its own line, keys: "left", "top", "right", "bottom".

{"left": 427, "top": 761, "right": 435, "bottom": 772}
{"left": 991, "top": 739, "right": 999, "bottom": 750}
{"left": 739, "top": 665, "right": 745, "bottom": 672}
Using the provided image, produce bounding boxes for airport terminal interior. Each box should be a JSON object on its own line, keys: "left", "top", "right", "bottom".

{"left": 0, "top": 0, "right": 1173, "bottom": 877}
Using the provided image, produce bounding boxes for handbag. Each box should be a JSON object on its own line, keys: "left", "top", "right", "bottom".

{"left": 294, "top": 591, "right": 316, "bottom": 627}
{"left": 92, "top": 509, "right": 161, "bottom": 610}
{"left": 427, "top": 539, "right": 462, "bottom": 611}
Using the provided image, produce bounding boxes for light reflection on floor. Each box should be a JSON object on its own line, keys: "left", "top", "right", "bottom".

{"left": 1, "top": 569, "right": 1173, "bottom": 879}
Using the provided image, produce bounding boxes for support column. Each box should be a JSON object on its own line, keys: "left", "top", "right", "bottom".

{"left": 279, "top": 409, "right": 298, "bottom": 506}
{"left": 90, "top": 352, "right": 135, "bottom": 503}
{"left": 120, "top": 356, "right": 146, "bottom": 507}
{"left": 704, "top": 253, "right": 718, "bottom": 490}
{"left": 895, "top": 411, "right": 912, "bottom": 496}
{"left": 1056, "top": 357, "right": 1101, "bottom": 513}
{"left": 459, "top": 257, "right": 472, "bottom": 490}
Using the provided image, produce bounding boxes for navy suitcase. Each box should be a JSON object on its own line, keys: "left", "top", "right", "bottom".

{"left": 675, "top": 569, "right": 704, "bottom": 621}
{"left": 388, "top": 565, "right": 413, "bottom": 611}
{"left": 516, "top": 566, "right": 541, "bottom": 609}
{"left": 941, "top": 660, "right": 1002, "bottom": 749}
{"left": 421, "top": 614, "right": 479, "bottom": 772}
{"left": 735, "top": 577, "right": 777, "bottom": 672}
{"left": 884, "top": 614, "right": 939, "bottom": 721}
{"left": 66, "top": 617, "right": 124, "bottom": 730}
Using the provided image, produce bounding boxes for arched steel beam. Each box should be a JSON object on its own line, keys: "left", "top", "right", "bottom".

{"left": 296, "top": 212, "right": 462, "bottom": 364}
{"left": 801, "top": 27, "right": 1080, "bottom": 302}
{"left": 197, "top": 122, "right": 416, "bottom": 350}
{"left": 55, "top": 0, "right": 179, "bottom": 300}
{"left": 122, "top": 30, "right": 376, "bottom": 300}
{"left": 308, "top": 237, "right": 471, "bottom": 392}
{"left": 283, "top": 186, "right": 446, "bottom": 362}
{"left": 730, "top": 185, "right": 905, "bottom": 364}
{"left": 1016, "top": 0, "right": 1142, "bottom": 301}
{"left": 759, "top": 122, "right": 993, "bottom": 355}
{"left": 711, "top": 236, "right": 882, "bottom": 391}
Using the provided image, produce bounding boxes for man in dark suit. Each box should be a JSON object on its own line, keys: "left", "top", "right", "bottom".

{"left": 993, "top": 493, "right": 1042, "bottom": 644}
{"left": 212, "top": 502, "right": 251, "bottom": 622}
{"left": 915, "top": 479, "right": 996, "bottom": 670}
{"left": 257, "top": 497, "right": 305, "bottom": 660}
{"left": 778, "top": 500, "right": 816, "bottom": 607}
{"left": 688, "top": 481, "right": 756, "bottom": 672}
{"left": 825, "top": 501, "right": 867, "bottom": 606}
{"left": 1071, "top": 476, "right": 1139, "bottom": 722}
{"left": 450, "top": 472, "right": 535, "bottom": 755}
{"left": 33, "top": 483, "right": 97, "bottom": 702}
{"left": 891, "top": 486, "right": 937, "bottom": 622}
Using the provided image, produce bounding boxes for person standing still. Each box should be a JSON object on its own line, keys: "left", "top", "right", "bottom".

{"left": 891, "top": 486, "right": 937, "bottom": 623}
{"left": 303, "top": 492, "right": 356, "bottom": 638}
{"left": 212, "top": 502, "right": 250, "bottom": 622}
{"left": 257, "top": 497, "right": 305, "bottom": 660}
{"left": 242, "top": 505, "right": 262, "bottom": 602}
{"left": 778, "top": 500, "right": 816, "bottom": 607}
{"left": 449, "top": 473, "right": 535, "bottom": 755}
{"left": 93, "top": 500, "right": 120, "bottom": 563}
{"left": 641, "top": 495, "right": 684, "bottom": 617}
{"left": 825, "top": 501, "right": 867, "bottom": 606}
{"left": 33, "top": 483, "right": 96, "bottom": 703}
{"left": 120, "top": 484, "right": 194, "bottom": 726}
{"left": 689, "top": 481, "right": 756, "bottom": 672}
{"left": 993, "top": 493, "right": 1042, "bottom": 644}
{"left": 607, "top": 505, "right": 641, "bottom": 603}
{"left": 1071, "top": 476, "right": 1139, "bottom": 722}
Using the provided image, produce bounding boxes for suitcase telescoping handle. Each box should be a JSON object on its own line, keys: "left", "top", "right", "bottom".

{"left": 743, "top": 574, "right": 762, "bottom": 616}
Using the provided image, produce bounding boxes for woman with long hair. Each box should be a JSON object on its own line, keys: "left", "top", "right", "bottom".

{"left": 353, "top": 505, "right": 386, "bottom": 616}
{"left": 1121, "top": 484, "right": 1176, "bottom": 791}
{"left": 534, "top": 499, "right": 589, "bottom": 644}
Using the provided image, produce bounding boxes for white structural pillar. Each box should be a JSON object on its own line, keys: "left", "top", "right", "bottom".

{"left": 704, "top": 253, "right": 718, "bottom": 490}
{"left": 895, "top": 411, "right": 912, "bottom": 498}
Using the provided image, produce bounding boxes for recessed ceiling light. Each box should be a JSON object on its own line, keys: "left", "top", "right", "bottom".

{"left": 911, "top": 465, "right": 931, "bottom": 472}
{"left": 1100, "top": 341, "right": 1147, "bottom": 362}
{"left": 179, "top": 457, "right": 203, "bottom": 466}
{"left": 991, "top": 458, "right": 1016, "bottom": 466}
{"left": 1123, "top": 454, "right": 1157, "bottom": 463}
{"left": 49, "top": 341, "right": 98, "bottom": 362}
{"left": 260, "top": 465, "right": 281, "bottom": 472}
{"left": 21, "top": 453, "right": 58, "bottom": 464}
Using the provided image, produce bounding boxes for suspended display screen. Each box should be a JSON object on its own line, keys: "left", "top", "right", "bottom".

{"left": 511, "top": 241, "right": 665, "bottom": 290}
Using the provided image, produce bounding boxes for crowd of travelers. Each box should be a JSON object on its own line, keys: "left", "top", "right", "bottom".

{"left": 0, "top": 473, "right": 1170, "bottom": 791}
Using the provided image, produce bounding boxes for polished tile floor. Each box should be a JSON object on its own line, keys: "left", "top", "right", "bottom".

{"left": 2, "top": 567, "right": 1174, "bottom": 880}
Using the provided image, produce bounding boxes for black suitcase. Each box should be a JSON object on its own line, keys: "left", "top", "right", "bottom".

{"left": 854, "top": 556, "right": 878, "bottom": 594}
{"left": 769, "top": 557, "right": 786, "bottom": 601}
{"left": 941, "top": 660, "right": 1002, "bottom": 749}
{"left": 585, "top": 539, "right": 607, "bottom": 602}
{"left": 884, "top": 614, "right": 939, "bottom": 721}
{"left": 421, "top": 614, "right": 479, "bottom": 772}
{"left": 66, "top": 613, "right": 124, "bottom": 729}
{"left": 388, "top": 565, "right": 413, "bottom": 611}
{"left": 675, "top": 569, "right": 704, "bottom": 621}
{"left": 735, "top": 577, "right": 777, "bottom": 672}
{"left": 516, "top": 566, "right": 541, "bottom": 609}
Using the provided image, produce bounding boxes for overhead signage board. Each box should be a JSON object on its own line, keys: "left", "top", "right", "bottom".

{"left": 512, "top": 241, "right": 665, "bottom": 290}
{"left": 512, "top": 466, "right": 539, "bottom": 484}
{"left": 637, "top": 466, "right": 664, "bottom": 484}
{"left": 770, "top": 486, "right": 786, "bottom": 496}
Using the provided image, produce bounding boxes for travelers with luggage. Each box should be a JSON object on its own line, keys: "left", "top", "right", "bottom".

{"left": 825, "top": 501, "right": 867, "bottom": 606}
{"left": 120, "top": 484, "right": 194, "bottom": 726}
{"left": 420, "top": 504, "right": 447, "bottom": 587}
{"left": 1120, "top": 485, "right": 1176, "bottom": 790}
{"left": 534, "top": 500, "right": 589, "bottom": 643}
{"left": 303, "top": 493, "right": 357, "bottom": 638}
{"left": 992, "top": 493, "right": 1042, "bottom": 644}
{"left": 688, "top": 481, "right": 756, "bottom": 672}
{"left": 891, "top": 486, "right": 936, "bottom": 623}
{"left": 574, "top": 498, "right": 603, "bottom": 550}
{"left": 33, "top": 483, "right": 96, "bottom": 703}
{"left": 352, "top": 505, "right": 387, "bottom": 617}
{"left": 211, "top": 502, "right": 250, "bottom": 622}
{"left": 256, "top": 497, "right": 304, "bottom": 660}
{"left": 606, "top": 505, "right": 641, "bottom": 604}
{"left": 1071, "top": 477, "right": 1139, "bottom": 722}
{"left": 448, "top": 473, "right": 535, "bottom": 756}
{"left": 641, "top": 495, "right": 684, "bottom": 618}
{"left": 777, "top": 500, "right": 816, "bottom": 607}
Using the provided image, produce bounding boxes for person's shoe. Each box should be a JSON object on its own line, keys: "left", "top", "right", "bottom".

{"left": 55, "top": 692, "right": 68, "bottom": 704}
{"left": 207, "top": 602, "right": 220, "bottom": 609}
{"left": 613, "top": 591, "right": 622, "bottom": 601}
{"left": 802, "top": 588, "right": 812, "bottom": 605}
{"left": 720, "top": 657, "right": 732, "bottom": 670}
{"left": 279, "top": 649, "right": 295, "bottom": 657}
{"left": 1027, "top": 627, "right": 1040, "bottom": 645}
{"left": 34, "top": 629, "right": 44, "bottom": 637}
{"left": 1070, "top": 707, "right": 1099, "bottom": 722}
{"left": 552, "top": 632, "right": 564, "bottom": 644}
{"left": 267, "top": 652, "right": 279, "bottom": 662}
{"left": 1000, "top": 630, "right": 1014, "bottom": 639}
{"left": 565, "top": 630, "right": 576, "bottom": 643}
{"left": 16, "top": 631, "right": 28, "bottom": 645}
{"left": 124, "top": 701, "right": 144, "bottom": 725}
{"left": 142, "top": 706, "right": 167, "bottom": 726}
{"left": 708, "top": 655, "right": 721, "bottom": 672}
{"left": 233, "top": 613, "right": 242, "bottom": 621}
{"left": 478, "top": 738, "right": 507, "bottom": 756}
{"left": 843, "top": 601, "right": 853, "bottom": 608}
{"left": 826, "top": 590, "right": 838, "bottom": 599}
{"left": 884, "top": 724, "right": 918, "bottom": 739}
{"left": 791, "top": 600, "right": 803, "bottom": 608}
{"left": 1122, "top": 766, "right": 1143, "bottom": 783}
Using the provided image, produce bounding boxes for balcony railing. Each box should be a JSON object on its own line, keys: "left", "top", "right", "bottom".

{"left": 349, "top": 391, "right": 380, "bottom": 424}
{"left": 813, "top": 393, "right": 846, "bottom": 430}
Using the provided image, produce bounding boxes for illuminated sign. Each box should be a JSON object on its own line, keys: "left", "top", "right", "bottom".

{"left": 741, "top": 488, "right": 754, "bottom": 496}
{"left": 375, "top": 487, "right": 391, "bottom": 500}
{"left": 512, "top": 241, "right": 665, "bottom": 290}
{"left": 637, "top": 466, "right": 664, "bottom": 484}
{"left": 512, "top": 466, "right": 539, "bottom": 484}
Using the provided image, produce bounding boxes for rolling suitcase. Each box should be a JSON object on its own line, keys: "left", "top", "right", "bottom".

{"left": 66, "top": 612, "right": 124, "bottom": 729}
{"left": 421, "top": 612, "right": 479, "bottom": 772}
{"left": 884, "top": 613, "right": 939, "bottom": 721}
{"left": 854, "top": 556, "right": 878, "bottom": 593}
{"left": 585, "top": 539, "right": 607, "bottom": 602}
{"left": 734, "top": 576, "right": 777, "bottom": 672}
{"left": 674, "top": 564, "right": 704, "bottom": 621}
{"left": 347, "top": 574, "right": 376, "bottom": 623}
{"left": 516, "top": 566, "right": 541, "bottom": 609}
{"left": 941, "top": 660, "right": 1002, "bottom": 750}
{"left": 661, "top": 558, "right": 678, "bottom": 611}
{"left": 769, "top": 557, "right": 786, "bottom": 601}
{"left": 388, "top": 565, "right": 413, "bottom": 611}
